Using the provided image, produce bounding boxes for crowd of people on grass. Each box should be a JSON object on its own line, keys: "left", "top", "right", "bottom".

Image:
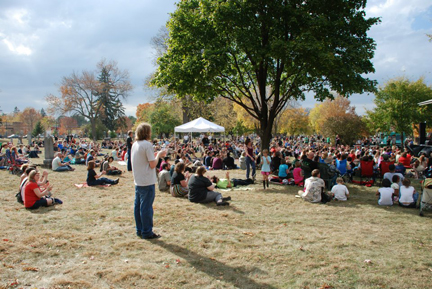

{"left": 1, "top": 126, "right": 430, "bottom": 241}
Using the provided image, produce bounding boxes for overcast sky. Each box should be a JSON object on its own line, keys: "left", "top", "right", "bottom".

{"left": 0, "top": 0, "right": 431, "bottom": 117}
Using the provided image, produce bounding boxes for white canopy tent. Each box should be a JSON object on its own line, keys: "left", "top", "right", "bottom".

{"left": 174, "top": 117, "right": 225, "bottom": 150}
{"left": 174, "top": 117, "right": 225, "bottom": 133}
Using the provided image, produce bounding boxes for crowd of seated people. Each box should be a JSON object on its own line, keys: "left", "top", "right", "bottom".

{"left": 3, "top": 132, "right": 429, "bottom": 211}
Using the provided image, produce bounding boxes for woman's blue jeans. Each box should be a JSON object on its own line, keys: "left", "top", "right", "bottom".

{"left": 134, "top": 185, "right": 155, "bottom": 238}
{"left": 246, "top": 157, "right": 256, "bottom": 179}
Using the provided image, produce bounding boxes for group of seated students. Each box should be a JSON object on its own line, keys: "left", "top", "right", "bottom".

{"left": 298, "top": 169, "right": 349, "bottom": 203}
{"left": 158, "top": 159, "right": 257, "bottom": 206}
{"left": 18, "top": 164, "right": 63, "bottom": 210}
{"left": 203, "top": 150, "right": 237, "bottom": 170}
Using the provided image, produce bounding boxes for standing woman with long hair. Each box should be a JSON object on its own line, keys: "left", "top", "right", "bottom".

{"left": 245, "top": 139, "right": 256, "bottom": 180}
{"left": 131, "top": 123, "right": 167, "bottom": 239}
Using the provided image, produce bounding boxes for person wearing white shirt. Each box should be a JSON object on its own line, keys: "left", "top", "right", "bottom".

{"left": 376, "top": 179, "right": 395, "bottom": 206}
{"left": 331, "top": 177, "right": 349, "bottom": 201}
{"left": 132, "top": 123, "right": 166, "bottom": 240}
{"left": 399, "top": 178, "right": 418, "bottom": 208}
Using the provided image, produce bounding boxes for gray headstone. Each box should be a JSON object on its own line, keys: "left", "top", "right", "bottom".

{"left": 43, "top": 136, "right": 54, "bottom": 169}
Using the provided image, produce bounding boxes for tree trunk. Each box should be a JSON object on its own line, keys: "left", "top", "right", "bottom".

{"left": 259, "top": 117, "right": 275, "bottom": 151}
{"left": 182, "top": 99, "right": 190, "bottom": 124}
{"left": 91, "top": 119, "right": 97, "bottom": 141}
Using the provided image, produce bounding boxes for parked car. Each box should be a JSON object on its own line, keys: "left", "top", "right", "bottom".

{"left": 7, "top": 134, "right": 20, "bottom": 138}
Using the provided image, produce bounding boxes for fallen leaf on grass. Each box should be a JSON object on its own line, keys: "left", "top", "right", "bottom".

{"left": 299, "top": 246, "right": 305, "bottom": 251}
{"left": 23, "top": 266, "right": 39, "bottom": 272}
{"left": 364, "top": 259, "right": 372, "bottom": 264}
{"left": 3, "top": 263, "right": 15, "bottom": 269}
{"left": 209, "top": 257, "right": 216, "bottom": 261}
{"left": 429, "top": 268, "right": 432, "bottom": 272}
{"left": 242, "top": 232, "right": 254, "bottom": 236}
{"left": 89, "top": 256, "right": 95, "bottom": 260}
{"left": 319, "top": 284, "right": 334, "bottom": 289}
{"left": 3, "top": 239, "right": 9, "bottom": 242}
{"left": 175, "top": 259, "right": 181, "bottom": 264}
{"left": 165, "top": 264, "right": 170, "bottom": 269}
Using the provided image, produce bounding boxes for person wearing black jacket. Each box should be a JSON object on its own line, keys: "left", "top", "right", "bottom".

{"left": 126, "top": 130, "right": 133, "bottom": 171}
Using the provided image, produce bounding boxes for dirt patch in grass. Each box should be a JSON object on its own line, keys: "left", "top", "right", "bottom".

{"left": 1, "top": 149, "right": 432, "bottom": 288}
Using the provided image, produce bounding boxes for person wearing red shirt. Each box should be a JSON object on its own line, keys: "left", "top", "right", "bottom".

{"left": 24, "top": 171, "right": 62, "bottom": 209}
{"left": 398, "top": 152, "right": 411, "bottom": 168}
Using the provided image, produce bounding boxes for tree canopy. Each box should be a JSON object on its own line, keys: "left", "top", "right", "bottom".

{"left": 367, "top": 77, "right": 432, "bottom": 137}
{"left": 152, "top": 0, "right": 379, "bottom": 149}
{"left": 46, "top": 60, "right": 132, "bottom": 140}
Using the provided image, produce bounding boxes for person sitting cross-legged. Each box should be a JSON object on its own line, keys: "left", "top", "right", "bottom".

{"left": 188, "top": 166, "right": 231, "bottom": 206}
{"left": 52, "top": 152, "right": 75, "bottom": 172}
{"left": 158, "top": 163, "right": 171, "bottom": 192}
{"left": 399, "top": 178, "right": 418, "bottom": 208}
{"left": 24, "top": 170, "right": 62, "bottom": 209}
{"left": 298, "top": 169, "right": 332, "bottom": 203}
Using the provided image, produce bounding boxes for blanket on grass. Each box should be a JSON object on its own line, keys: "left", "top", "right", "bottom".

{"left": 74, "top": 183, "right": 111, "bottom": 188}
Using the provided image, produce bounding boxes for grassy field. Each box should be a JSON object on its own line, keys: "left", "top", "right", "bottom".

{"left": 1, "top": 147, "right": 432, "bottom": 288}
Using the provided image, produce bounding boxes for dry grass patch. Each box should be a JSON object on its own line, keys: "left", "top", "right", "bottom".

{"left": 1, "top": 148, "right": 432, "bottom": 288}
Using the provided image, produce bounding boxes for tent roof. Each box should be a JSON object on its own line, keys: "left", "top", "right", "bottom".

{"left": 174, "top": 117, "right": 225, "bottom": 133}
{"left": 418, "top": 99, "right": 432, "bottom": 106}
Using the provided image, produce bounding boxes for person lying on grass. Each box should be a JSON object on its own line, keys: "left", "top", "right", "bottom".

{"left": 211, "top": 172, "right": 254, "bottom": 189}
{"left": 86, "top": 160, "right": 119, "bottom": 186}
{"left": 376, "top": 179, "right": 395, "bottom": 206}
{"left": 24, "top": 170, "right": 62, "bottom": 209}
{"left": 188, "top": 166, "right": 230, "bottom": 206}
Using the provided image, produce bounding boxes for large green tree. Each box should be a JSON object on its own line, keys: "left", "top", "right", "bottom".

{"left": 152, "top": 0, "right": 379, "bottom": 149}
{"left": 149, "top": 101, "right": 181, "bottom": 139}
{"left": 367, "top": 77, "right": 432, "bottom": 138}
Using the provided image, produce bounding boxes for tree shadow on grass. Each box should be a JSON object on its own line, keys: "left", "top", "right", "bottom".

{"left": 153, "top": 240, "right": 276, "bottom": 289}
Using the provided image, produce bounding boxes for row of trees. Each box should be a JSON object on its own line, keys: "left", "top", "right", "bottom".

{"left": 135, "top": 76, "right": 432, "bottom": 145}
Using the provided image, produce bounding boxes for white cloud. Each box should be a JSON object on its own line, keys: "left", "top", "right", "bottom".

{"left": 2, "top": 39, "right": 32, "bottom": 55}
{"left": 0, "top": 0, "right": 431, "bottom": 120}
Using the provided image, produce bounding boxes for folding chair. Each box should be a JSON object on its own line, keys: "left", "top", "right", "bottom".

{"left": 379, "top": 161, "right": 394, "bottom": 180}
{"left": 360, "top": 160, "right": 375, "bottom": 185}
{"left": 318, "top": 162, "right": 336, "bottom": 190}
{"left": 336, "top": 159, "right": 350, "bottom": 182}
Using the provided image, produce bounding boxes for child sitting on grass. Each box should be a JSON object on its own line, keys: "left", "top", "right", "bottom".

{"left": 331, "top": 177, "right": 349, "bottom": 201}
{"left": 391, "top": 175, "right": 400, "bottom": 203}
{"left": 293, "top": 161, "right": 304, "bottom": 186}
{"left": 399, "top": 178, "right": 418, "bottom": 208}
{"left": 376, "top": 179, "right": 395, "bottom": 206}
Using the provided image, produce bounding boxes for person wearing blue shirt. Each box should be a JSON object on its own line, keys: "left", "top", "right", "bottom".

{"left": 278, "top": 159, "right": 289, "bottom": 180}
